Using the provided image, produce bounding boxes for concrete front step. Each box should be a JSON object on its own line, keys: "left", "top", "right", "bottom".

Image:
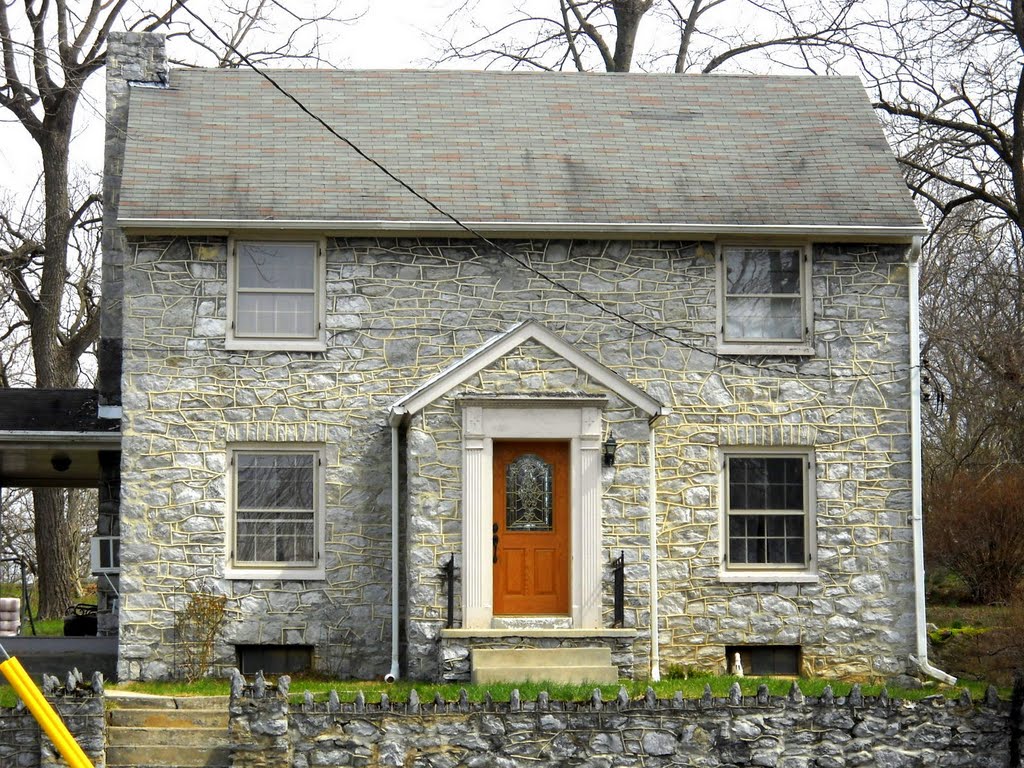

{"left": 471, "top": 646, "right": 618, "bottom": 684}
{"left": 106, "top": 724, "right": 228, "bottom": 747}
{"left": 105, "top": 698, "right": 231, "bottom": 768}
{"left": 107, "top": 707, "right": 228, "bottom": 729}
{"left": 105, "top": 744, "right": 230, "bottom": 768}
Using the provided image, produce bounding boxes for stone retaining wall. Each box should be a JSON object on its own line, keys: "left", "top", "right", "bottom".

{"left": 229, "top": 673, "right": 1019, "bottom": 768}
{"left": 0, "top": 671, "right": 106, "bottom": 768}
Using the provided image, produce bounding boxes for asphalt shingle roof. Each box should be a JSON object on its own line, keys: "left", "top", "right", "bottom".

{"left": 119, "top": 69, "right": 923, "bottom": 232}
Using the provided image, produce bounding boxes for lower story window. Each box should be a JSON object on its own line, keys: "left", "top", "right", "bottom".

{"left": 231, "top": 447, "right": 321, "bottom": 569}
{"left": 725, "top": 454, "right": 810, "bottom": 569}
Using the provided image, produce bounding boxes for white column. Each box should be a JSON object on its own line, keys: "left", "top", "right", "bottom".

{"left": 578, "top": 406, "right": 603, "bottom": 628}
{"left": 462, "top": 407, "right": 492, "bottom": 628}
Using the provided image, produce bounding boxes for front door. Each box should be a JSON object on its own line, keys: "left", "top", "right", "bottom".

{"left": 492, "top": 440, "right": 570, "bottom": 615}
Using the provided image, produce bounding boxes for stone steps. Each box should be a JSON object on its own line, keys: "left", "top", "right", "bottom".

{"left": 471, "top": 646, "right": 618, "bottom": 684}
{"left": 105, "top": 695, "right": 230, "bottom": 768}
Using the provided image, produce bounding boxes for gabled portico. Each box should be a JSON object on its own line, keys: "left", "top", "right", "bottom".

{"left": 388, "top": 321, "right": 663, "bottom": 680}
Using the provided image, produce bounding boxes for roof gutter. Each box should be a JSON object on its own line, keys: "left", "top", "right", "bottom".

{"left": 907, "top": 235, "right": 956, "bottom": 686}
{"left": 0, "top": 431, "right": 120, "bottom": 444}
{"left": 117, "top": 218, "right": 927, "bottom": 242}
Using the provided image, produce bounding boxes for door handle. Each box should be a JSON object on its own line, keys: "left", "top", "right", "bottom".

{"left": 492, "top": 523, "right": 499, "bottom": 564}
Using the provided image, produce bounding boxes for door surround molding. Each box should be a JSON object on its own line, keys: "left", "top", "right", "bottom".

{"left": 461, "top": 398, "right": 604, "bottom": 630}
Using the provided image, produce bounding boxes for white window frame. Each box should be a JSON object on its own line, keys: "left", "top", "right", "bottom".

{"left": 718, "top": 448, "right": 818, "bottom": 584}
{"left": 226, "top": 237, "right": 327, "bottom": 352}
{"left": 225, "top": 444, "right": 326, "bottom": 580}
{"left": 716, "top": 243, "right": 814, "bottom": 356}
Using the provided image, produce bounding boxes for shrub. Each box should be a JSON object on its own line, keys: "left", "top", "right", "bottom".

{"left": 925, "top": 468, "right": 1024, "bottom": 604}
{"left": 173, "top": 585, "right": 228, "bottom": 682}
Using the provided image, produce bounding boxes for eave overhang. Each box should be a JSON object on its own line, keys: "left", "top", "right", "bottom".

{"left": 117, "top": 218, "right": 927, "bottom": 243}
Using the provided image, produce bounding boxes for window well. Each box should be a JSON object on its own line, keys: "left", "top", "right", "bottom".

{"left": 726, "top": 645, "right": 801, "bottom": 676}
{"left": 236, "top": 644, "right": 313, "bottom": 675}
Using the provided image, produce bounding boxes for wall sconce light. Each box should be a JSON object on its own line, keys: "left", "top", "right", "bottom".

{"left": 51, "top": 453, "right": 71, "bottom": 472}
{"left": 602, "top": 434, "right": 618, "bottom": 467}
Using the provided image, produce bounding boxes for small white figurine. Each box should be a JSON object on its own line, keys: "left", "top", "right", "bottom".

{"left": 733, "top": 652, "right": 744, "bottom": 677}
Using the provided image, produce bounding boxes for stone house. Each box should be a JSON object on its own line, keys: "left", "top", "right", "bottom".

{"left": 90, "top": 32, "right": 942, "bottom": 683}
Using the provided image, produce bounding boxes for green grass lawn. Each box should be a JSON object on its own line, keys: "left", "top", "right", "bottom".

{"left": 106, "top": 673, "right": 994, "bottom": 706}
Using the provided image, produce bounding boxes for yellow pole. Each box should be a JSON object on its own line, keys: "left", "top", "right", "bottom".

{"left": 0, "top": 655, "right": 95, "bottom": 768}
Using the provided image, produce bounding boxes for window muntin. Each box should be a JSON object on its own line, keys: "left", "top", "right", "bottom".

{"left": 723, "top": 246, "right": 805, "bottom": 342}
{"left": 232, "top": 449, "right": 319, "bottom": 568}
{"left": 233, "top": 241, "right": 318, "bottom": 339}
{"left": 725, "top": 455, "right": 808, "bottom": 569}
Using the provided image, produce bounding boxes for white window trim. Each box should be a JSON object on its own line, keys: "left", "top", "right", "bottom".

{"left": 224, "top": 443, "right": 326, "bottom": 580}
{"left": 718, "top": 448, "right": 818, "bottom": 584}
{"left": 715, "top": 242, "right": 814, "bottom": 356}
{"left": 225, "top": 237, "right": 327, "bottom": 352}
{"left": 460, "top": 400, "right": 605, "bottom": 630}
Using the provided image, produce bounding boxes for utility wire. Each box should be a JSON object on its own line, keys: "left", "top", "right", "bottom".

{"left": 169, "top": 0, "right": 918, "bottom": 382}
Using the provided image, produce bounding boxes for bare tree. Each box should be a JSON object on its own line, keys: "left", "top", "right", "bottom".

{"left": 0, "top": 0, "right": 351, "bottom": 618}
{"left": 435, "top": 0, "right": 874, "bottom": 73}
{"left": 867, "top": 0, "right": 1024, "bottom": 243}
{"left": 919, "top": 211, "right": 1024, "bottom": 475}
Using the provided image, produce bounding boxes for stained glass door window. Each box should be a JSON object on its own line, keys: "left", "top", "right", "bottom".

{"left": 505, "top": 453, "right": 553, "bottom": 531}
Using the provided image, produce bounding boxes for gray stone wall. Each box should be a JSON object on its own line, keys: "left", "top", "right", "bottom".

{"left": 227, "top": 679, "right": 1015, "bottom": 768}
{"left": 118, "top": 236, "right": 915, "bottom": 681}
{"left": 0, "top": 672, "right": 106, "bottom": 768}
{"left": 0, "top": 707, "right": 37, "bottom": 768}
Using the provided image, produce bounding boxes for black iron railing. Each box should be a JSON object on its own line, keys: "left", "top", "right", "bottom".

{"left": 611, "top": 551, "right": 625, "bottom": 628}
{"left": 441, "top": 555, "right": 456, "bottom": 629}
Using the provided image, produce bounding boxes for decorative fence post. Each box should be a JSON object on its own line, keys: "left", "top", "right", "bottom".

{"left": 228, "top": 669, "right": 292, "bottom": 768}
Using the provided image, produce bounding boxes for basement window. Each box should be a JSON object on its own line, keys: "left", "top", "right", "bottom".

{"left": 726, "top": 645, "right": 801, "bottom": 676}
{"left": 236, "top": 644, "right": 314, "bottom": 675}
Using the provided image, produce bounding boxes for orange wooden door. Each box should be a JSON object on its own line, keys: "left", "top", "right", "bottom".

{"left": 493, "top": 440, "right": 570, "bottom": 615}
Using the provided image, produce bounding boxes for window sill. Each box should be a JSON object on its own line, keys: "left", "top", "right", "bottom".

{"left": 225, "top": 338, "right": 327, "bottom": 353}
{"left": 225, "top": 565, "right": 325, "bottom": 581}
{"left": 716, "top": 343, "right": 814, "bottom": 357}
{"left": 719, "top": 571, "right": 819, "bottom": 584}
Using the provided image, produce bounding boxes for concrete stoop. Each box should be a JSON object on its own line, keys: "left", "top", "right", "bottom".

{"left": 105, "top": 695, "right": 230, "bottom": 768}
{"left": 470, "top": 646, "right": 618, "bottom": 684}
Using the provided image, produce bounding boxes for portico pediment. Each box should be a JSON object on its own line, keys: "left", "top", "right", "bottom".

{"left": 387, "top": 321, "right": 664, "bottom": 425}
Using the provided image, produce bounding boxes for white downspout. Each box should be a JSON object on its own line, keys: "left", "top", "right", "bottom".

{"left": 907, "top": 236, "right": 956, "bottom": 685}
{"left": 386, "top": 421, "right": 401, "bottom": 683}
{"left": 648, "top": 422, "right": 661, "bottom": 682}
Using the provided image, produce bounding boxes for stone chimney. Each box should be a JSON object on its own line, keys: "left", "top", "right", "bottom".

{"left": 96, "top": 32, "right": 166, "bottom": 636}
{"left": 99, "top": 32, "right": 167, "bottom": 415}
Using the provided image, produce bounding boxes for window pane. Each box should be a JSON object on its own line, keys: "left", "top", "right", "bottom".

{"left": 237, "top": 454, "right": 314, "bottom": 509}
{"left": 238, "top": 243, "right": 315, "bottom": 290}
{"left": 725, "top": 248, "right": 800, "bottom": 294}
{"left": 237, "top": 294, "right": 316, "bottom": 337}
{"left": 730, "top": 538, "right": 747, "bottom": 564}
{"left": 724, "top": 297, "right": 802, "bottom": 340}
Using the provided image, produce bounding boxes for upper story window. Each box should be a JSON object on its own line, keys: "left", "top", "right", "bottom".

{"left": 226, "top": 445, "right": 325, "bottom": 580}
{"left": 721, "top": 452, "right": 816, "bottom": 581}
{"left": 226, "top": 240, "right": 326, "bottom": 351}
{"left": 718, "top": 245, "right": 812, "bottom": 355}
